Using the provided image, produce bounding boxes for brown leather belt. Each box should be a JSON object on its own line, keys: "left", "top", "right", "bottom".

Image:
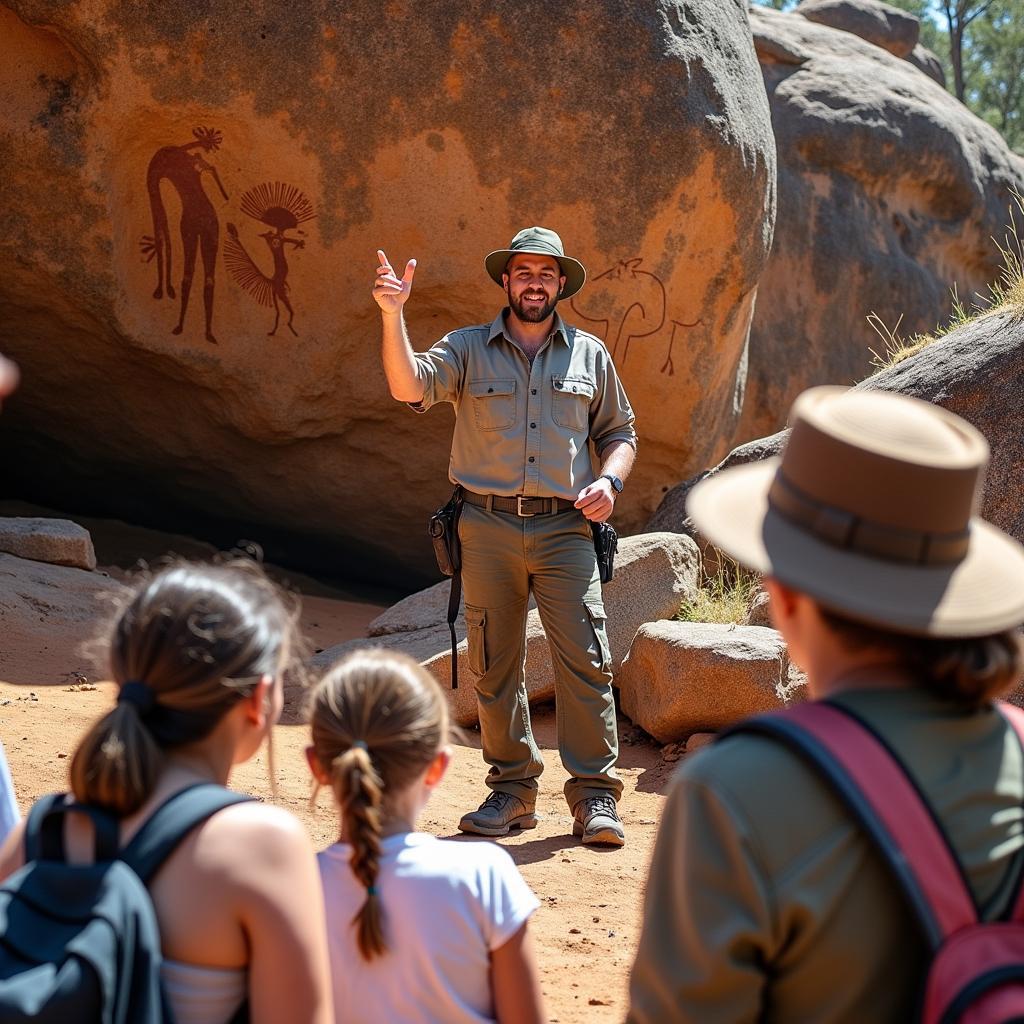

{"left": 462, "top": 489, "right": 577, "bottom": 517}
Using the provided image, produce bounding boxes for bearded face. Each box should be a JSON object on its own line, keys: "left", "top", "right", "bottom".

{"left": 503, "top": 254, "right": 565, "bottom": 324}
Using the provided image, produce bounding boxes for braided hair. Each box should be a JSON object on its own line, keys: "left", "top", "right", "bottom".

{"left": 308, "top": 649, "right": 448, "bottom": 961}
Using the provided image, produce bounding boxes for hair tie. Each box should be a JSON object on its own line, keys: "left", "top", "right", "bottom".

{"left": 352, "top": 740, "right": 368, "bottom": 751}
{"left": 118, "top": 680, "right": 156, "bottom": 716}
{"left": 366, "top": 885, "right": 378, "bottom": 896}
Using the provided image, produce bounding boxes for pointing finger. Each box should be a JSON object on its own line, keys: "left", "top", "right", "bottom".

{"left": 376, "top": 249, "right": 394, "bottom": 273}
{"left": 402, "top": 259, "right": 417, "bottom": 284}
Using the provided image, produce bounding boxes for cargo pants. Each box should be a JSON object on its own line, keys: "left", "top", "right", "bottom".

{"left": 458, "top": 500, "right": 622, "bottom": 810}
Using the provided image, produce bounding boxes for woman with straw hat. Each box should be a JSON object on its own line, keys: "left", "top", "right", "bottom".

{"left": 627, "top": 386, "right": 1024, "bottom": 1022}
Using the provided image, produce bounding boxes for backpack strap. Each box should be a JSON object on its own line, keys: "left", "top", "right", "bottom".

{"left": 725, "top": 701, "right": 978, "bottom": 949}
{"left": 995, "top": 701, "right": 1024, "bottom": 924}
{"left": 23, "top": 793, "right": 120, "bottom": 863}
{"left": 119, "top": 783, "right": 254, "bottom": 884}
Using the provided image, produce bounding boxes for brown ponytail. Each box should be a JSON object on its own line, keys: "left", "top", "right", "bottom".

{"left": 309, "top": 649, "right": 449, "bottom": 961}
{"left": 71, "top": 560, "right": 304, "bottom": 816}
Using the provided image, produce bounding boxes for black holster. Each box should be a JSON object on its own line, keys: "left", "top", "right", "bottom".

{"left": 428, "top": 487, "right": 464, "bottom": 688}
{"left": 591, "top": 521, "right": 618, "bottom": 584}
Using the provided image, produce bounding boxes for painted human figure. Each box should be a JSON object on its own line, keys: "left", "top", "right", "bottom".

{"left": 142, "top": 127, "right": 228, "bottom": 344}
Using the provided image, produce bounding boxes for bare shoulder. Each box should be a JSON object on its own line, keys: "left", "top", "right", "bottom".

{"left": 191, "top": 800, "right": 312, "bottom": 872}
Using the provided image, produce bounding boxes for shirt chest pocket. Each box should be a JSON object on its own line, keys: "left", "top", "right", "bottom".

{"left": 551, "top": 375, "right": 595, "bottom": 432}
{"left": 468, "top": 379, "right": 517, "bottom": 431}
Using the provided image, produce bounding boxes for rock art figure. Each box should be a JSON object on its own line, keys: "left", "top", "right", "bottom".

{"left": 139, "top": 126, "right": 228, "bottom": 345}
{"left": 223, "top": 182, "right": 315, "bottom": 337}
{"left": 570, "top": 258, "right": 701, "bottom": 374}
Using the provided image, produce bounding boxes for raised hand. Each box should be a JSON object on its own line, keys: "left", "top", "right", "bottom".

{"left": 373, "top": 249, "right": 416, "bottom": 315}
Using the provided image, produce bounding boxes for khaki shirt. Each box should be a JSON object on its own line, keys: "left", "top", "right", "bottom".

{"left": 411, "top": 310, "right": 636, "bottom": 499}
{"left": 628, "top": 688, "right": 1024, "bottom": 1023}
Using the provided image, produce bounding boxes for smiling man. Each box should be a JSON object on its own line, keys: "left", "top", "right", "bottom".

{"left": 373, "top": 226, "right": 637, "bottom": 847}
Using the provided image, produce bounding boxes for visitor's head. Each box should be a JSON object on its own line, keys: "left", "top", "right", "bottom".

{"left": 71, "top": 560, "right": 302, "bottom": 815}
{"left": 306, "top": 649, "right": 450, "bottom": 960}
{"left": 688, "top": 386, "right": 1024, "bottom": 706}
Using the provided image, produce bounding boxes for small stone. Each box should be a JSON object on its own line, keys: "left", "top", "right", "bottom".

{"left": 685, "top": 731, "right": 717, "bottom": 753}
{"left": 569, "top": 927, "right": 581, "bottom": 934}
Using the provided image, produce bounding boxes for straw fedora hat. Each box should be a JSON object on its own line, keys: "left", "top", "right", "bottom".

{"left": 687, "top": 386, "right": 1024, "bottom": 637}
{"left": 485, "top": 226, "right": 587, "bottom": 300}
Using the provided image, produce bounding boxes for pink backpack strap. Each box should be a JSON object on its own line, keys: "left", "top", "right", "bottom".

{"left": 725, "top": 701, "right": 978, "bottom": 948}
{"left": 996, "top": 701, "right": 1024, "bottom": 924}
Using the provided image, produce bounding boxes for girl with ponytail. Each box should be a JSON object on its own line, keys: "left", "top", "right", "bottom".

{"left": 307, "top": 649, "right": 545, "bottom": 1024}
{"left": 0, "top": 560, "right": 333, "bottom": 1024}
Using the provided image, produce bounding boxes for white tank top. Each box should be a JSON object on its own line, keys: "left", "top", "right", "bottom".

{"left": 161, "top": 960, "right": 246, "bottom": 1024}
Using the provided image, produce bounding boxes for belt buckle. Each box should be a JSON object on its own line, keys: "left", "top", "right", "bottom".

{"left": 516, "top": 496, "right": 536, "bottom": 518}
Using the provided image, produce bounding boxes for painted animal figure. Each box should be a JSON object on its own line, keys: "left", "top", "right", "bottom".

{"left": 223, "top": 182, "right": 315, "bottom": 337}
{"left": 140, "top": 126, "right": 228, "bottom": 344}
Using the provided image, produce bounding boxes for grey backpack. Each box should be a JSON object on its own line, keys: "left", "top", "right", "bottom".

{"left": 0, "top": 783, "right": 251, "bottom": 1023}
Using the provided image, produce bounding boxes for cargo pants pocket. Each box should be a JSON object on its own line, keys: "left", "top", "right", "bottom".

{"left": 465, "top": 605, "right": 488, "bottom": 676}
{"left": 584, "top": 597, "right": 612, "bottom": 673}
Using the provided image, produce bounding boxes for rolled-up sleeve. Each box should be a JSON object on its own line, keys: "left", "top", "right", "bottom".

{"left": 408, "top": 332, "right": 466, "bottom": 413}
{"left": 590, "top": 349, "right": 637, "bottom": 455}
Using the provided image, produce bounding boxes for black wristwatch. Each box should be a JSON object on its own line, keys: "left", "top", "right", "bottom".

{"left": 601, "top": 474, "right": 624, "bottom": 494}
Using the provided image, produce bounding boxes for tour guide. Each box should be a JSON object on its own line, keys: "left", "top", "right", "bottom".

{"left": 373, "top": 227, "right": 637, "bottom": 847}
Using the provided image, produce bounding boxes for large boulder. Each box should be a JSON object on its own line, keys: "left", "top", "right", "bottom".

{"left": 741, "top": 6, "right": 1024, "bottom": 442}
{"left": 648, "top": 306, "right": 1024, "bottom": 546}
{"left": 0, "top": 1, "right": 774, "bottom": 586}
{"left": 617, "top": 621, "right": 804, "bottom": 743}
{"left": 0, "top": 517, "right": 96, "bottom": 570}
{"left": 795, "top": 0, "right": 919, "bottom": 57}
{"left": 0, "top": 553, "right": 127, "bottom": 686}
{"left": 314, "top": 532, "right": 701, "bottom": 726}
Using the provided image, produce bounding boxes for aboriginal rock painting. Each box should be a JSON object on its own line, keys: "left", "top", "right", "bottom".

{"left": 569, "top": 257, "right": 701, "bottom": 376}
{"left": 139, "top": 127, "right": 314, "bottom": 343}
{"left": 140, "top": 127, "right": 228, "bottom": 344}
{"left": 223, "top": 182, "right": 315, "bottom": 337}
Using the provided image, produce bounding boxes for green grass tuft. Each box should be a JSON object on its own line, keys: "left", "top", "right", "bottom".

{"left": 676, "top": 557, "right": 761, "bottom": 625}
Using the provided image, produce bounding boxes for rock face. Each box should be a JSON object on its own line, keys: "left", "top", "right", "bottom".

{"left": 0, "top": 1, "right": 774, "bottom": 585}
{"left": 617, "top": 622, "right": 802, "bottom": 743}
{"left": 742, "top": 6, "right": 1024, "bottom": 442}
{"left": 315, "top": 532, "right": 701, "bottom": 726}
{"left": 795, "top": 0, "right": 919, "bottom": 57}
{"left": 0, "top": 518, "right": 96, "bottom": 570}
{"left": 649, "top": 306, "right": 1024, "bottom": 546}
{"left": 0, "top": 553, "right": 127, "bottom": 686}
{"left": 906, "top": 44, "right": 946, "bottom": 87}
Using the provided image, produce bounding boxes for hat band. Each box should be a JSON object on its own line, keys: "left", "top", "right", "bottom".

{"left": 768, "top": 471, "right": 970, "bottom": 567}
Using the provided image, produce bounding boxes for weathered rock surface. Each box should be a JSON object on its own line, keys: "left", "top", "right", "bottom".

{"left": 742, "top": 6, "right": 1024, "bottom": 441}
{"left": 0, "top": 1, "right": 774, "bottom": 584}
{"left": 0, "top": 553, "right": 127, "bottom": 686}
{"left": 315, "top": 532, "right": 701, "bottom": 726}
{"left": 796, "top": 0, "right": 919, "bottom": 57}
{"left": 745, "top": 589, "right": 773, "bottom": 628}
{"left": 618, "top": 622, "right": 802, "bottom": 743}
{"left": 649, "top": 306, "right": 1024, "bottom": 546}
{"left": 906, "top": 43, "right": 946, "bottom": 87}
{"left": 0, "top": 517, "right": 96, "bottom": 570}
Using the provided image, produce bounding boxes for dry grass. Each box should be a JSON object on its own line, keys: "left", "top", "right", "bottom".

{"left": 676, "top": 557, "right": 761, "bottom": 625}
{"left": 868, "top": 190, "right": 1024, "bottom": 372}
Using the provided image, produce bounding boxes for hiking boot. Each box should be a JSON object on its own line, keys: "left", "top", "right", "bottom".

{"left": 458, "top": 791, "right": 539, "bottom": 837}
{"left": 572, "top": 794, "right": 625, "bottom": 847}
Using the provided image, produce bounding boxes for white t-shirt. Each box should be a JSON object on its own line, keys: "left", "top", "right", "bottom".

{"left": 318, "top": 831, "right": 539, "bottom": 1024}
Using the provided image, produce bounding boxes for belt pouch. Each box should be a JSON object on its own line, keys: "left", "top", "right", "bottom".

{"left": 429, "top": 486, "right": 464, "bottom": 577}
{"left": 591, "top": 521, "right": 618, "bottom": 584}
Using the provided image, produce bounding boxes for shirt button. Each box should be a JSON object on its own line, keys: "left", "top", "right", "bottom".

{"left": 531, "top": 389, "right": 537, "bottom": 395}
{"left": 528, "top": 457, "right": 535, "bottom": 463}
{"left": 487, "top": 387, "right": 494, "bottom": 393}
{"left": 530, "top": 422, "right": 536, "bottom": 429}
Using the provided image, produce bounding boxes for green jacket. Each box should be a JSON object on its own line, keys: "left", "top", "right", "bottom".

{"left": 628, "top": 688, "right": 1024, "bottom": 1023}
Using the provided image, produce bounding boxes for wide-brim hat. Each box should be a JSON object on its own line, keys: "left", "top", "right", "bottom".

{"left": 485, "top": 226, "right": 587, "bottom": 300}
{"left": 687, "top": 386, "right": 1024, "bottom": 637}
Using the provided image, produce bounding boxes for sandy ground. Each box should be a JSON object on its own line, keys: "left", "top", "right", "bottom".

{"left": 0, "top": 514, "right": 674, "bottom": 1023}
